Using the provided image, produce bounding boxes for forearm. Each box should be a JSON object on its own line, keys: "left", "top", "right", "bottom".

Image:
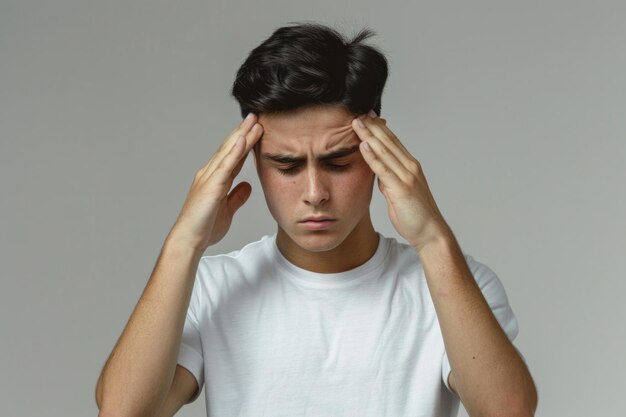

{"left": 96, "top": 236, "right": 203, "bottom": 417}
{"left": 417, "top": 230, "right": 537, "bottom": 417}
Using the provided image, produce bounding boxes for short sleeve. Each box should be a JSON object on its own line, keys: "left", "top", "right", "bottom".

{"left": 441, "top": 254, "right": 521, "bottom": 393}
{"left": 176, "top": 291, "right": 205, "bottom": 403}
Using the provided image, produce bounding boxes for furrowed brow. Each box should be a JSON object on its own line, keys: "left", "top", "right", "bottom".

{"left": 261, "top": 146, "right": 360, "bottom": 164}
{"left": 261, "top": 154, "right": 306, "bottom": 164}
{"left": 317, "top": 146, "right": 360, "bottom": 162}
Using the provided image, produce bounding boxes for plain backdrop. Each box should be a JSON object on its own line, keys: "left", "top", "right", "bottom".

{"left": 2, "top": 1, "right": 625, "bottom": 416}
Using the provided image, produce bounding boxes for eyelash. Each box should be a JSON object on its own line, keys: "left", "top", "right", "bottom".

{"left": 277, "top": 163, "right": 350, "bottom": 176}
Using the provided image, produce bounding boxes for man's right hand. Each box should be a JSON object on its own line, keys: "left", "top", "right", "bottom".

{"left": 167, "top": 112, "right": 263, "bottom": 253}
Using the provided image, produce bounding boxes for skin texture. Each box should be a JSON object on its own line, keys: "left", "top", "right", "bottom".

{"left": 253, "top": 105, "right": 379, "bottom": 273}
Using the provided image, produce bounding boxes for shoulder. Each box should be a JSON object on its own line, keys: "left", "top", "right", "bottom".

{"left": 197, "top": 234, "right": 275, "bottom": 273}
{"left": 461, "top": 253, "right": 520, "bottom": 339}
{"left": 188, "top": 234, "right": 276, "bottom": 316}
{"left": 379, "top": 234, "right": 419, "bottom": 261}
{"left": 386, "top": 233, "right": 503, "bottom": 286}
{"left": 191, "top": 234, "right": 276, "bottom": 296}
{"left": 378, "top": 234, "right": 505, "bottom": 288}
{"left": 461, "top": 253, "right": 509, "bottom": 296}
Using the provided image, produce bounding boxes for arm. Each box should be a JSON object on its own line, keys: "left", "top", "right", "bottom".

{"left": 419, "top": 232, "right": 538, "bottom": 416}
{"left": 352, "top": 111, "right": 537, "bottom": 417}
{"left": 96, "top": 112, "right": 263, "bottom": 416}
{"left": 95, "top": 240, "right": 203, "bottom": 417}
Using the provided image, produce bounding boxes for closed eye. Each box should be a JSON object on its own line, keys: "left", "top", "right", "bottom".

{"left": 325, "top": 163, "right": 350, "bottom": 172}
{"left": 276, "top": 165, "right": 302, "bottom": 175}
{"left": 276, "top": 162, "right": 351, "bottom": 176}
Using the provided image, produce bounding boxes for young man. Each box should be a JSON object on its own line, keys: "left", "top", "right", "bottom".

{"left": 96, "top": 23, "right": 537, "bottom": 417}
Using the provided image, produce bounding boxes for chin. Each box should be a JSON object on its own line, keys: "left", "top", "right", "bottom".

{"left": 288, "top": 230, "right": 347, "bottom": 253}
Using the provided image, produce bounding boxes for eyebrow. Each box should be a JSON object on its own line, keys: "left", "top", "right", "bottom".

{"left": 261, "top": 145, "right": 360, "bottom": 164}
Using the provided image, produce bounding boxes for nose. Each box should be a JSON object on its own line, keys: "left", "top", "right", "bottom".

{"left": 303, "top": 166, "right": 329, "bottom": 206}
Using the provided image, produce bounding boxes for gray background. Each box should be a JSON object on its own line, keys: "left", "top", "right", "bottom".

{"left": 2, "top": 1, "right": 625, "bottom": 416}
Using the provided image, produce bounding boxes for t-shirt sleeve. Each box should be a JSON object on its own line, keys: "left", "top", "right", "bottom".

{"left": 177, "top": 310, "right": 204, "bottom": 403}
{"left": 176, "top": 267, "right": 206, "bottom": 404}
{"left": 441, "top": 254, "right": 523, "bottom": 394}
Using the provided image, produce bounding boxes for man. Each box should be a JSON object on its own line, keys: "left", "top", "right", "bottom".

{"left": 95, "top": 22, "right": 537, "bottom": 417}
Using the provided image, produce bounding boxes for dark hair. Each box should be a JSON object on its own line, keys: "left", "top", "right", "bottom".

{"left": 230, "top": 21, "right": 389, "bottom": 119}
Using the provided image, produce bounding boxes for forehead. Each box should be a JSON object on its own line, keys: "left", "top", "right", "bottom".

{"left": 257, "top": 105, "right": 359, "bottom": 152}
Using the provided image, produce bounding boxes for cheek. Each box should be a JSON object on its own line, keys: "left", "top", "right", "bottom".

{"left": 349, "top": 161, "right": 375, "bottom": 189}
{"left": 335, "top": 167, "right": 375, "bottom": 203}
{"left": 257, "top": 170, "right": 297, "bottom": 210}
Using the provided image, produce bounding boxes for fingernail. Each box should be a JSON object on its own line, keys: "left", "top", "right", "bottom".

{"left": 357, "top": 118, "right": 366, "bottom": 128}
{"left": 245, "top": 112, "right": 254, "bottom": 121}
{"left": 368, "top": 110, "right": 377, "bottom": 118}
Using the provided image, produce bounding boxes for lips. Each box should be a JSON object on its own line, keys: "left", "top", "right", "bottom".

{"left": 298, "top": 217, "right": 337, "bottom": 230}
{"left": 299, "top": 216, "right": 335, "bottom": 222}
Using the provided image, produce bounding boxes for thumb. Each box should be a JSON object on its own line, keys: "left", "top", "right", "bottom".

{"left": 226, "top": 181, "right": 252, "bottom": 215}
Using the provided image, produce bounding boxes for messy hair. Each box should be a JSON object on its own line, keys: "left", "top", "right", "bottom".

{"left": 231, "top": 21, "right": 389, "bottom": 118}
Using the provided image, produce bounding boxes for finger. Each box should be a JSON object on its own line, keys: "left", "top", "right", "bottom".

{"left": 230, "top": 146, "right": 248, "bottom": 179}
{"left": 242, "top": 121, "right": 264, "bottom": 155}
{"left": 378, "top": 122, "right": 409, "bottom": 154}
{"left": 222, "top": 112, "right": 258, "bottom": 153}
{"left": 359, "top": 140, "right": 406, "bottom": 192}
{"left": 205, "top": 121, "right": 261, "bottom": 179}
{"left": 201, "top": 134, "right": 247, "bottom": 189}
{"left": 367, "top": 119, "right": 423, "bottom": 181}
{"left": 202, "top": 134, "right": 244, "bottom": 181}
{"left": 226, "top": 181, "right": 252, "bottom": 215}
{"left": 228, "top": 121, "right": 264, "bottom": 179}
{"left": 359, "top": 115, "right": 414, "bottom": 169}
{"left": 364, "top": 112, "right": 410, "bottom": 154}
{"left": 353, "top": 118, "right": 413, "bottom": 183}
{"left": 199, "top": 113, "right": 258, "bottom": 176}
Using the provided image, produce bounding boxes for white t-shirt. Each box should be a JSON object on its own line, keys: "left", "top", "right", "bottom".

{"left": 177, "top": 233, "right": 521, "bottom": 417}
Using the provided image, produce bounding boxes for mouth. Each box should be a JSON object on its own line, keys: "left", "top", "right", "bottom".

{"left": 300, "top": 216, "right": 335, "bottom": 222}
{"left": 298, "top": 217, "right": 337, "bottom": 230}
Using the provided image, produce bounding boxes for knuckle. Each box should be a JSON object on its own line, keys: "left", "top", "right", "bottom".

{"left": 216, "top": 160, "right": 228, "bottom": 172}
{"left": 408, "top": 161, "right": 421, "bottom": 174}
{"left": 406, "top": 175, "right": 418, "bottom": 188}
{"left": 235, "top": 127, "right": 247, "bottom": 138}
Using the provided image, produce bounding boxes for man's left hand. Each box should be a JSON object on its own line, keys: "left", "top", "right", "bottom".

{"left": 352, "top": 110, "right": 452, "bottom": 253}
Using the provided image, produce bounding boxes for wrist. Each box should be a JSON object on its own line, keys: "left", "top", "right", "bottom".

{"left": 164, "top": 230, "right": 207, "bottom": 258}
{"left": 413, "top": 223, "right": 456, "bottom": 256}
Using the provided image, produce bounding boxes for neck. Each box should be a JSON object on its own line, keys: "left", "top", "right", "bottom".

{"left": 276, "top": 213, "right": 379, "bottom": 273}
